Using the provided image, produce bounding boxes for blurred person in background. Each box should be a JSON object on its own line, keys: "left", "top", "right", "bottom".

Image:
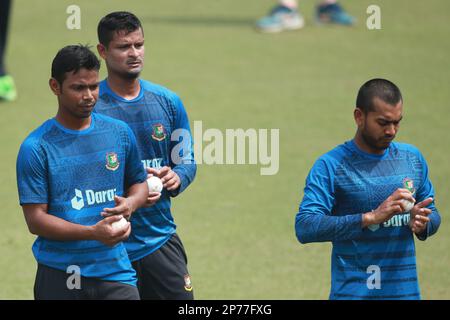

{"left": 256, "top": 0, "right": 354, "bottom": 33}
{"left": 0, "top": 0, "right": 17, "bottom": 101}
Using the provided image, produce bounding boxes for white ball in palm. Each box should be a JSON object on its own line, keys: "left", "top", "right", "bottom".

{"left": 147, "top": 176, "right": 163, "bottom": 193}
{"left": 401, "top": 199, "right": 415, "bottom": 212}
{"left": 111, "top": 217, "right": 128, "bottom": 231}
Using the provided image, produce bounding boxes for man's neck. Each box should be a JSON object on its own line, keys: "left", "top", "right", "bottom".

{"left": 353, "top": 133, "right": 386, "bottom": 155}
{"left": 107, "top": 74, "right": 141, "bottom": 100}
{"left": 55, "top": 112, "right": 92, "bottom": 131}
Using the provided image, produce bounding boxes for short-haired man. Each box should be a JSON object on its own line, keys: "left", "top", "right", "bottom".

{"left": 296, "top": 78, "right": 441, "bottom": 299}
{"left": 95, "top": 12, "right": 197, "bottom": 299}
{"left": 16, "top": 45, "right": 148, "bottom": 299}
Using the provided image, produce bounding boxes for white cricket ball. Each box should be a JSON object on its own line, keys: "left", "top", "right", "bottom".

{"left": 111, "top": 217, "right": 128, "bottom": 231}
{"left": 401, "top": 199, "right": 415, "bottom": 212}
{"left": 147, "top": 176, "right": 163, "bottom": 193}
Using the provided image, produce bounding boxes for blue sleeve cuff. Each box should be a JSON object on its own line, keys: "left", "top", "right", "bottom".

{"left": 346, "top": 213, "right": 365, "bottom": 238}
{"left": 416, "top": 230, "right": 428, "bottom": 241}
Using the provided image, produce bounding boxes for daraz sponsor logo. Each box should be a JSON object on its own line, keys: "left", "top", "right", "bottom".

{"left": 71, "top": 188, "right": 117, "bottom": 210}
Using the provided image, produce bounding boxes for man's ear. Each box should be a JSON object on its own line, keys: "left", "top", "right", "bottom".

{"left": 49, "top": 78, "right": 61, "bottom": 95}
{"left": 354, "top": 108, "right": 365, "bottom": 127}
{"left": 97, "top": 43, "right": 107, "bottom": 59}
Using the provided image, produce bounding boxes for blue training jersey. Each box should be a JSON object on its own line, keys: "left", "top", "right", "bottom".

{"left": 94, "top": 79, "right": 196, "bottom": 261}
{"left": 16, "top": 113, "right": 147, "bottom": 286}
{"left": 296, "top": 140, "right": 440, "bottom": 300}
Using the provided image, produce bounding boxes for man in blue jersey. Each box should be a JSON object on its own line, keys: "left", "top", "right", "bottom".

{"left": 16, "top": 45, "right": 149, "bottom": 299}
{"left": 95, "top": 12, "right": 197, "bottom": 300}
{"left": 296, "top": 78, "right": 441, "bottom": 300}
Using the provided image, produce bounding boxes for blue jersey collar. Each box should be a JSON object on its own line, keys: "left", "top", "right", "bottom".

{"left": 52, "top": 113, "right": 96, "bottom": 135}
{"left": 348, "top": 139, "right": 391, "bottom": 159}
{"left": 101, "top": 79, "right": 144, "bottom": 103}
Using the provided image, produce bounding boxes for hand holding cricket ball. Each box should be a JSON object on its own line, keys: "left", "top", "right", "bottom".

{"left": 144, "top": 167, "right": 181, "bottom": 207}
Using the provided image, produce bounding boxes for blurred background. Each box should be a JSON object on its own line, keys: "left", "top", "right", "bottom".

{"left": 1, "top": 0, "right": 449, "bottom": 299}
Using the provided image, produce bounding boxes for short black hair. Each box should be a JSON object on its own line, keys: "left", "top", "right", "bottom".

{"left": 51, "top": 45, "right": 100, "bottom": 85}
{"left": 97, "top": 11, "right": 143, "bottom": 47}
{"left": 356, "top": 78, "right": 403, "bottom": 113}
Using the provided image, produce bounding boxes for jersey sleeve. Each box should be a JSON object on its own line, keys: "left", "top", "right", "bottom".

{"left": 168, "top": 93, "right": 197, "bottom": 197}
{"left": 124, "top": 125, "right": 147, "bottom": 188}
{"left": 16, "top": 138, "right": 49, "bottom": 205}
{"left": 413, "top": 148, "right": 441, "bottom": 240}
{"left": 295, "top": 156, "right": 364, "bottom": 244}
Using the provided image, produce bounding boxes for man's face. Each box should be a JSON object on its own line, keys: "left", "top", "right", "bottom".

{"left": 50, "top": 68, "right": 99, "bottom": 119}
{"left": 98, "top": 28, "right": 145, "bottom": 79}
{"left": 356, "top": 97, "right": 403, "bottom": 151}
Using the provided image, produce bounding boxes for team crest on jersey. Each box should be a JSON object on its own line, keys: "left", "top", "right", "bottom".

{"left": 105, "top": 152, "right": 120, "bottom": 171}
{"left": 403, "top": 178, "right": 415, "bottom": 194}
{"left": 151, "top": 123, "right": 166, "bottom": 141}
{"left": 184, "top": 274, "right": 193, "bottom": 292}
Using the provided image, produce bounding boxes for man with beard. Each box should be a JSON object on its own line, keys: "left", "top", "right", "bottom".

{"left": 94, "top": 12, "right": 196, "bottom": 300}
{"left": 295, "top": 78, "right": 441, "bottom": 300}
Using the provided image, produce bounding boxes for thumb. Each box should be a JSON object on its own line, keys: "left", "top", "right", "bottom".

{"left": 114, "top": 195, "right": 124, "bottom": 206}
{"left": 104, "top": 215, "right": 123, "bottom": 223}
{"left": 146, "top": 167, "right": 159, "bottom": 175}
{"left": 417, "top": 197, "right": 433, "bottom": 208}
{"left": 158, "top": 166, "right": 170, "bottom": 177}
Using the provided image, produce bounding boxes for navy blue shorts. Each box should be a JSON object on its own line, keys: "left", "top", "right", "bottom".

{"left": 132, "top": 233, "right": 194, "bottom": 300}
{"left": 34, "top": 263, "right": 140, "bottom": 300}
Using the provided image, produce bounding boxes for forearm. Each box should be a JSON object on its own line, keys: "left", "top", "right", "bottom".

{"left": 295, "top": 212, "right": 365, "bottom": 244}
{"left": 25, "top": 211, "right": 95, "bottom": 241}
{"left": 125, "top": 181, "right": 148, "bottom": 212}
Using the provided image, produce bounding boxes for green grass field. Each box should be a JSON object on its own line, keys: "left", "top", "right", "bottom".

{"left": 1, "top": 0, "right": 449, "bottom": 299}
